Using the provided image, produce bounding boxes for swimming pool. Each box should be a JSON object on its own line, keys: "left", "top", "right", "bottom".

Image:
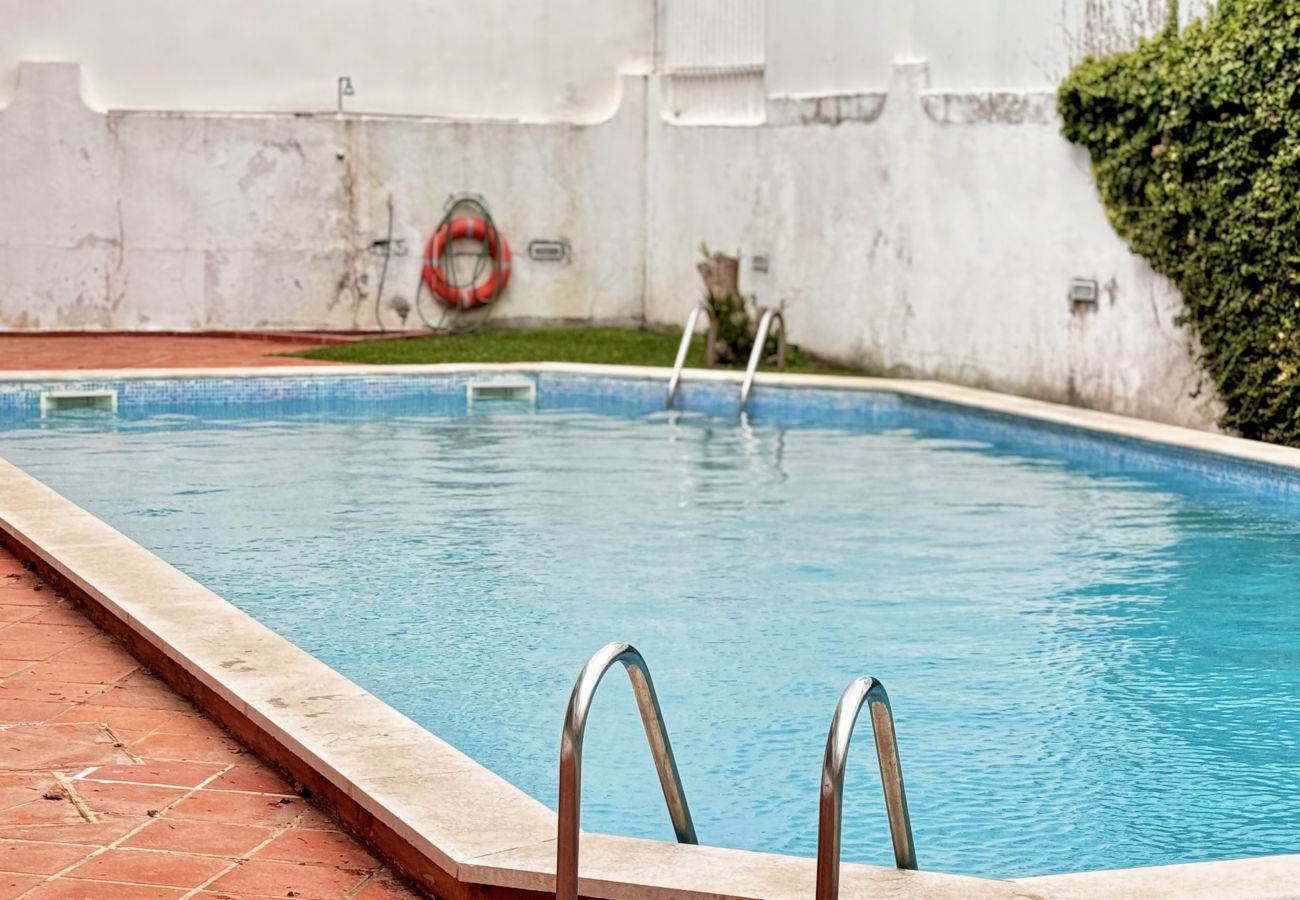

{"left": 2, "top": 370, "right": 1299, "bottom": 880}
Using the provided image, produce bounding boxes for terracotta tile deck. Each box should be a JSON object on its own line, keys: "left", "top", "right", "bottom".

{"left": 0, "top": 335, "right": 352, "bottom": 370}
{"left": 0, "top": 549, "right": 425, "bottom": 899}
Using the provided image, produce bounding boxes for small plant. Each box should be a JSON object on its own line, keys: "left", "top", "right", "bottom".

{"left": 697, "top": 244, "right": 781, "bottom": 364}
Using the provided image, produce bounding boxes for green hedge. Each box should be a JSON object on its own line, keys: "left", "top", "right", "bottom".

{"left": 1058, "top": 0, "right": 1300, "bottom": 444}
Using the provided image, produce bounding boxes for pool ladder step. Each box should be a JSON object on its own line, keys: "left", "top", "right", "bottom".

{"left": 665, "top": 305, "right": 718, "bottom": 410}
{"left": 555, "top": 642, "right": 915, "bottom": 900}
{"left": 664, "top": 306, "right": 788, "bottom": 414}
{"left": 739, "top": 307, "right": 787, "bottom": 415}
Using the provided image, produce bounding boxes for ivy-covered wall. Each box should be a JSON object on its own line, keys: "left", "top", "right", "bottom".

{"left": 1059, "top": 0, "right": 1300, "bottom": 444}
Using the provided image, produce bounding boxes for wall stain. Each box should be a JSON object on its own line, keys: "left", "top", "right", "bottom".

{"left": 329, "top": 120, "right": 367, "bottom": 324}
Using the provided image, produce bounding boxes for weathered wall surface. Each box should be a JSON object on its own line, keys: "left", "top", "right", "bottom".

{"left": 0, "top": 0, "right": 652, "bottom": 121}
{"left": 645, "top": 63, "right": 1219, "bottom": 428}
{"left": 0, "top": 0, "right": 1224, "bottom": 428}
{"left": 0, "top": 64, "right": 646, "bottom": 331}
{"left": 765, "top": 0, "right": 1217, "bottom": 95}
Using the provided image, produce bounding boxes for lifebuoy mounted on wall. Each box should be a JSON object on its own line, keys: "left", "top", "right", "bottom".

{"left": 421, "top": 215, "right": 512, "bottom": 310}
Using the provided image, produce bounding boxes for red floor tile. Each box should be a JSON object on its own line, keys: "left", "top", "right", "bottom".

{"left": 0, "top": 723, "right": 133, "bottom": 770}
{"left": 0, "top": 678, "right": 107, "bottom": 704}
{"left": 0, "top": 547, "right": 426, "bottom": 897}
{"left": 71, "top": 781, "right": 188, "bottom": 817}
{"left": 0, "top": 588, "right": 51, "bottom": 608}
{"left": 0, "top": 774, "right": 87, "bottom": 827}
{"left": 81, "top": 762, "right": 225, "bottom": 790}
{"left": 65, "top": 848, "right": 229, "bottom": 888}
{"left": 0, "top": 606, "right": 37, "bottom": 625}
{"left": 120, "top": 819, "right": 275, "bottom": 858}
{"left": 255, "top": 828, "right": 379, "bottom": 869}
{"left": 352, "top": 876, "right": 426, "bottom": 900}
{"left": 291, "top": 806, "right": 346, "bottom": 832}
{"left": 0, "top": 873, "right": 43, "bottom": 899}
{"left": 24, "top": 607, "right": 95, "bottom": 628}
{"left": 0, "top": 334, "right": 351, "bottom": 371}
{"left": 49, "top": 707, "right": 203, "bottom": 736}
{"left": 203, "top": 765, "right": 294, "bottom": 795}
{"left": 0, "top": 839, "right": 98, "bottom": 874}
{"left": 205, "top": 858, "right": 369, "bottom": 899}
{"left": 0, "top": 698, "right": 70, "bottom": 724}
{"left": 0, "top": 624, "right": 99, "bottom": 646}
{"left": 0, "top": 641, "right": 77, "bottom": 663}
{"left": 44, "top": 641, "right": 137, "bottom": 667}
{"left": 24, "top": 879, "right": 188, "bottom": 898}
{"left": 25, "top": 658, "right": 139, "bottom": 685}
{"left": 86, "top": 684, "right": 192, "bottom": 712}
{"left": 0, "top": 817, "right": 141, "bottom": 846}
{"left": 129, "top": 732, "right": 247, "bottom": 765}
{"left": 164, "top": 791, "right": 305, "bottom": 827}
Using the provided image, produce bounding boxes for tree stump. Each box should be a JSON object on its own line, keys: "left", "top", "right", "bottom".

{"left": 696, "top": 253, "right": 740, "bottom": 299}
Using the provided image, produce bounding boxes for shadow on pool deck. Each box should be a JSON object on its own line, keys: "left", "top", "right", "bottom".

{"left": 0, "top": 548, "right": 423, "bottom": 899}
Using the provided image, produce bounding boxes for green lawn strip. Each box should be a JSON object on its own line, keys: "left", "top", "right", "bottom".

{"left": 293, "top": 328, "right": 862, "bottom": 376}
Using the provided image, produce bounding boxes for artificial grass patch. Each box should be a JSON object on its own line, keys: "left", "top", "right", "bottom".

{"left": 294, "top": 328, "right": 862, "bottom": 376}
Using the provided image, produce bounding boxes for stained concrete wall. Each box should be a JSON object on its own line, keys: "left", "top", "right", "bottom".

{"left": 0, "top": 0, "right": 1225, "bottom": 429}
{"left": 765, "top": 0, "right": 1218, "bottom": 94}
{"left": 0, "top": 64, "right": 646, "bottom": 331}
{"left": 0, "top": 0, "right": 652, "bottom": 121}
{"left": 646, "top": 64, "right": 1219, "bottom": 428}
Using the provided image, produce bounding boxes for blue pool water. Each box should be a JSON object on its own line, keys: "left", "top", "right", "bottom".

{"left": 2, "top": 377, "right": 1300, "bottom": 878}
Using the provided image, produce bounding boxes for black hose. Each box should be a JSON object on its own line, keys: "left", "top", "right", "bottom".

{"left": 373, "top": 194, "right": 395, "bottom": 332}
{"left": 415, "top": 195, "right": 503, "bottom": 333}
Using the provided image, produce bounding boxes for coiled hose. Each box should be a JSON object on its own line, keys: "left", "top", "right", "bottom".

{"left": 415, "top": 195, "right": 504, "bottom": 333}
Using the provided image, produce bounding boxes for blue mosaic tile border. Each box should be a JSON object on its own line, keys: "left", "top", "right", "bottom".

{"left": 2, "top": 371, "right": 1299, "bottom": 496}
{"left": 0, "top": 373, "right": 516, "bottom": 417}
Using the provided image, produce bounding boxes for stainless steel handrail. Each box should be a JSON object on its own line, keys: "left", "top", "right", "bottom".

{"left": 666, "top": 305, "right": 718, "bottom": 410}
{"left": 816, "top": 676, "right": 916, "bottom": 900}
{"left": 738, "top": 307, "right": 786, "bottom": 413}
{"left": 557, "top": 642, "right": 697, "bottom": 900}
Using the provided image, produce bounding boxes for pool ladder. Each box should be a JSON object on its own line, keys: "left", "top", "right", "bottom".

{"left": 665, "top": 304, "right": 718, "bottom": 410}
{"left": 817, "top": 676, "right": 917, "bottom": 899}
{"left": 555, "top": 643, "right": 916, "bottom": 900}
{"left": 739, "top": 307, "right": 787, "bottom": 415}
{"left": 556, "top": 642, "right": 697, "bottom": 900}
{"left": 666, "top": 305, "right": 788, "bottom": 414}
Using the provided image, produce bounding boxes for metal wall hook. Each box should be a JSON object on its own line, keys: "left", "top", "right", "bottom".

{"left": 337, "top": 76, "right": 354, "bottom": 115}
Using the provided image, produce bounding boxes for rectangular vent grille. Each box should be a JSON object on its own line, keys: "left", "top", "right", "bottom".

{"left": 466, "top": 381, "right": 536, "bottom": 405}
{"left": 1069, "top": 278, "right": 1100, "bottom": 304}
{"left": 527, "top": 240, "right": 567, "bottom": 262}
{"left": 40, "top": 390, "right": 118, "bottom": 415}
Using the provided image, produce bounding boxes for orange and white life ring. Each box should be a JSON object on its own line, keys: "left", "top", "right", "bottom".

{"left": 421, "top": 217, "right": 512, "bottom": 309}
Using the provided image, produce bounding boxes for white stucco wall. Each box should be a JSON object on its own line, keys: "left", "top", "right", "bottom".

{"left": 0, "top": 0, "right": 652, "bottom": 121}
{"left": 764, "top": 0, "right": 1215, "bottom": 95}
{"left": 0, "top": 0, "right": 1225, "bottom": 429}
{"left": 646, "top": 63, "right": 1219, "bottom": 427}
{"left": 0, "top": 64, "right": 647, "bottom": 331}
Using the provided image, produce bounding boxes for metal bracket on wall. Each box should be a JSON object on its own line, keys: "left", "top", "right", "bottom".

{"left": 336, "top": 76, "right": 354, "bottom": 114}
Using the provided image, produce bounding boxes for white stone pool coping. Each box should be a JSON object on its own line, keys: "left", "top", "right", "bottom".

{"left": 2, "top": 361, "right": 1300, "bottom": 900}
